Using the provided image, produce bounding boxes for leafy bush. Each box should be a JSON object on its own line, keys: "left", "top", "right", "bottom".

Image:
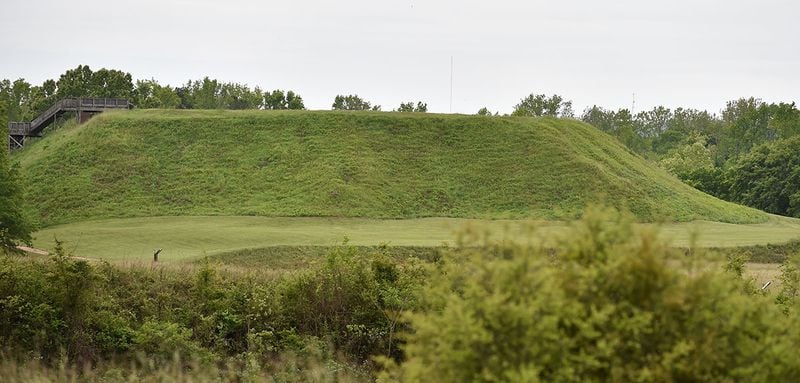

{"left": 0, "top": 243, "right": 425, "bottom": 378}
{"left": 383, "top": 208, "right": 800, "bottom": 382}
{"left": 279, "top": 244, "right": 425, "bottom": 360}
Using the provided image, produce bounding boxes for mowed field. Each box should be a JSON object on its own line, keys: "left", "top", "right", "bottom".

{"left": 31, "top": 215, "right": 800, "bottom": 263}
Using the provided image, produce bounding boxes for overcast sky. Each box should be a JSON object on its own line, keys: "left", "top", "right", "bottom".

{"left": 1, "top": 0, "right": 798, "bottom": 114}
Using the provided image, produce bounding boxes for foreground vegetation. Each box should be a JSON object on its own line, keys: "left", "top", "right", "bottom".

{"left": 15, "top": 109, "right": 765, "bottom": 226}
{"left": 3, "top": 209, "right": 800, "bottom": 381}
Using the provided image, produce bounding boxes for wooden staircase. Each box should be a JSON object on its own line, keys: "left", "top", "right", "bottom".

{"left": 8, "top": 97, "right": 131, "bottom": 150}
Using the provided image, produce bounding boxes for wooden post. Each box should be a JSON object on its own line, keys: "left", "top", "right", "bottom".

{"left": 153, "top": 248, "right": 162, "bottom": 262}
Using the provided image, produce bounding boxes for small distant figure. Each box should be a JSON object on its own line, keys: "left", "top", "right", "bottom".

{"left": 153, "top": 248, "right": 162, "bottom": 262}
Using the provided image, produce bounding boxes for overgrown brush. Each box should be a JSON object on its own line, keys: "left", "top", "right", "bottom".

{"left": 0, "top": 242, "right": 422, "bottom": 379}
{"left": 4, "top": 209, "right": 800, "bottom": 381}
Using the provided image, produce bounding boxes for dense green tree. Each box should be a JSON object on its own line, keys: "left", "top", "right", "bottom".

{"left": 581, "top": 106, "right": 647, "bottom": 153}
{"left": 396, "top": 101, "right": 427, "bottom": 113}
{"left": 651, "top": 108, "right": 720, "bottom": 156}
{"left": 769, "top": 102, "right": 800, "bottom": 139}
{"left": 718, "top": 98, "right": 773, "bottom": 161}
{"left": 476, "top": 107, "right": 496, "bottom": 116}
{"left": 634, "top": 106, "right": 672, "bottom": 138}
{"left": 659, "top": 133, "right": 715, "bottom": 182}
{"left": 173, "top": 86, "right": 194, "bottom": 109}
{"left": 174, "top": 78, "right": 267, "bottom": 110}
{"left": 511, "top": 93, "right": 573, "bottom": 118}
{"left": 219, "top": 83, "right": 263, "bottom": 110}
{"left": 56, "top": 65, "right": 94, "bottom": 98}
{"left": 0, "top": 123, "right": 33, "bottom": 252}
{"left": 264, "top": 90, "right": 305, "bottom": 110}
{"left": 265, "top": 89, "right": 287, "bottom": 109}
{"left": 727, "top": 136, "right": 800, "bottom": 217}
{"left": 0, "top": 79, "right": 36, "bottom": 121}
{"left": 90, "top": 68, "right": 134, "bottom": 99}
{"left": 133, "top": 79, "right": 180, "bottom": 109}
{"left": 189, "top": 77, "right": 222, "bottom": 109}
{"left": 332, "top": 94, "right": 380, "bottom": 111}
{"left": 286, "top": 91, "right": 305, "bottom": 110}
{"left": 55, "top": 65, "right": 134, "bottom": 100}
{"left": 27, "top": 79, "right": 58, "bottom": 116}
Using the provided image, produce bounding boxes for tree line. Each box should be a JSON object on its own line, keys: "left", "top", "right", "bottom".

{"left": 0, "top": 65, "right": 431, "bottom": 131}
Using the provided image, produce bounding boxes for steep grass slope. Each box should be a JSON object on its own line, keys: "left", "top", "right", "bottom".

{"left": 14, "top": 109, "right": 765, "bottom": 226}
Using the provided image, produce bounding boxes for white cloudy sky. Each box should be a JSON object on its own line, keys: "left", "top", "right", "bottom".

{"left": 1, "top": 0, "right": 797, "bottom": 114}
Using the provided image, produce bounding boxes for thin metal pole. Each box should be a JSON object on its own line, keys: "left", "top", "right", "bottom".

{"left": 450, "top": 56, "right": 454, "bottom": 113}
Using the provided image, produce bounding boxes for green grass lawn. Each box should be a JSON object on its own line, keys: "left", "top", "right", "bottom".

{"left": 14, "top": 109, "right": 765, "bottom": 226}
{"left": 30, "top": 215, "right": 800, "bottom": 263}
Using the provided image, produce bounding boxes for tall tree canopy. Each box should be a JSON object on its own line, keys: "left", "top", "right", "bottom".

{"left": 332, "top": 94, "right": 380, "bottom": 111}
{"left": 396, "top": 101, "right": 427, "bottom": 113}
{"left": 512, "top": 93, "right": 574, "bottom": 118}
{"left": 0, "top": 121, "right": 32, "bottom": 252}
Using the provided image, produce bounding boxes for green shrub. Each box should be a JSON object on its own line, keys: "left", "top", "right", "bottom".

{"left": 132, "top": 320, "right": 212, "bottom": 363}
{"left": 383, "top": 208, "right": 800, "bottom": 382}
{"left": 279, "top": 244, "right": 425, "bottom": 361}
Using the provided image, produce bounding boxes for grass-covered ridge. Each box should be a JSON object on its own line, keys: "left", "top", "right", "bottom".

{"left": 15, "top": 109, "right": 765, "bottom": 225}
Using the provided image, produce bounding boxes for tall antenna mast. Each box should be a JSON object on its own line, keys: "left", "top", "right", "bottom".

{"left": 450, "top": 56, "right": 454, "bottom": 113}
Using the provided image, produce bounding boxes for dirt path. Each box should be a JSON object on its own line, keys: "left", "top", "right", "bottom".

{"left": 16, "top": 245, "right": 49, "bottom": 255}
{"left": 16, "top": 245, "right": 96, "bottom": 262}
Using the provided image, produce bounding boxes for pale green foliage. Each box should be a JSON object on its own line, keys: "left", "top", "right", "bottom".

{"left": 383, "top": 208, "right": 800, "bottom": 382}
{"left": 659, "top": 134, "right": 715, "bottom": 180}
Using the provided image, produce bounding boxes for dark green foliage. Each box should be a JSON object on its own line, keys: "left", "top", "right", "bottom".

{"left": 279, "top": 244, "right": 424, "bottom": 360}
{"left": 264, "top": 89, "right": 305, "bottom": 110}
{"left": 581, "top": 106, "right": 648, "bottom": 153}
{"left": 0, "top": 244, "right": 422, "bottom": 369}
{"left": 577, "top": 100, "right": 800, "bottom": 219}
{"left": 726, "top": 136, "right": 800, "bottom": 216}
{"left": 0, "top": 123, "right": 32, "bottom": 252}
{"left": 332, "top": 94, "right": 381, "bottom": 111}
{"left": 396, "top": 101, "right": 427, "bottom": 113}
{"left": 512, "top": 93, "right": 573, "bottom": 118}
{"left": 133, "top": 79, "right": 181, "bottom": 109}
{"left": 57, "top": 65, "right": 134, "bottom": 100}
{"left": 176, "top": 77, "right": 265, "bottom": 110}
{"left": 476, "top": 107, "right": 497, "bottom": 116}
